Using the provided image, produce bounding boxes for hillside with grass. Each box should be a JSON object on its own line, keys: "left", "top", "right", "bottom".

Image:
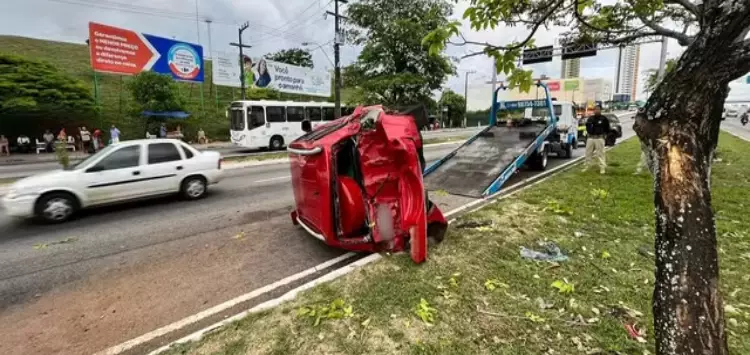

{"left": 0, "top": 35, "right": 342, "bottom": 141}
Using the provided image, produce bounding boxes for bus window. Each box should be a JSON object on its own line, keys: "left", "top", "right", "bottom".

{"left": 248, "top": 106, "right": 265, "bottom": 129}
{"left": 230, "top": 109, "right": 245, "bottom": 131}
{"left": 287, "top": 106, "right": 305, "bottom": 122}
{"left": 306, "top": 107, "right": 322, "bottom": 121}
{"left": 266, "top": 106, "right": 286, "bottom": 122}
{"left": 323, "top": 107, "right": 335, "bottom": 121}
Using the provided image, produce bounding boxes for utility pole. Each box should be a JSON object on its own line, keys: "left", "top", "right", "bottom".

{"left": 206, "top": 19, "right": 219, "bottom": 109}
{"left": 657, "top": 36, "right": 669, "bottom": 81}
{"left": 463, "top": 70, "right": 475, "bottom": 128}
{"left": 327, "top": 0, "right": 348, "bottom": 119}
{"left": 230, "top": 22, "right": 251, "bottom": 100}
{"left": 615, "top": 45, "right": 623, "bottom": 100}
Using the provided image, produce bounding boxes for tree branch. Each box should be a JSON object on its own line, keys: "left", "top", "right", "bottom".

{"left": 573, "top": 0, "right": 636, "bottom": 35}
{"left": 456, "top": 0, "right": 565, "bottom": 59}
{"left": 634, "top": 10, "right": 694, "bottom": 45}
{"left": 727, "top": 39, "right": 750, "bottom": 79}
{"left": 664, "top": 0, "right": 699, "bottom": 17}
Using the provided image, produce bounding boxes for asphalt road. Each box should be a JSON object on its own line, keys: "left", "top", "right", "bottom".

{"left": 0, "top": 116, "right": 635, "bottom": 355}
{"left": 0, "top": 127, "right": 481, "bottom": 180}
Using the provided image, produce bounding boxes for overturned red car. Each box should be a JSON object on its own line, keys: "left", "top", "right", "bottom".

{"left": 288, "top": 105, "right": 448, "bottom": 263}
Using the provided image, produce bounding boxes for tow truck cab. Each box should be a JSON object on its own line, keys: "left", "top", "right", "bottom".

{"left": 523, "top": 101, "right": 578, "bottom": 157}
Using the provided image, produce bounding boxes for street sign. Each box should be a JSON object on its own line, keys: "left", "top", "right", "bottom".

{"left": 522, "top": 45, "right": 553, "bottom": 65}
{"left": 88, "top": 22, "right": 204, "bottom": 82}
{"left": 561, "top": 43, "right": 597, "bottom": 60}
{"left": 547, "top": 81, "right": 561, "bottom": 91}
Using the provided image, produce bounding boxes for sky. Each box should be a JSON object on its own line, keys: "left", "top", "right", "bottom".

{"left": 1, "top": 0, "right": 749, "bottom": 103}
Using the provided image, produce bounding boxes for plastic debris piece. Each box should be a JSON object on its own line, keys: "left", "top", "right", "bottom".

{"left": 520, "top": 242, "right": 569, "bottom": 262}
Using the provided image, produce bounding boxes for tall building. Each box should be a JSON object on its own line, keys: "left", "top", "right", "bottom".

{"left": 615, "top": 45, "right": 641, "bottom": 101}
{"left": 561, "top": 58, "right": 581, "bottom": 79}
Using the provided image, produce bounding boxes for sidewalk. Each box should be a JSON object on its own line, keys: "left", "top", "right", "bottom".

{"left": 0, "top": 141, "right": 237, "bottom": 166}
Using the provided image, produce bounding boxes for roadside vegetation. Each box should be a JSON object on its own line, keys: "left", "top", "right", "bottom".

{"left": 162, "top": 134, "right": 750, "bottom": 354}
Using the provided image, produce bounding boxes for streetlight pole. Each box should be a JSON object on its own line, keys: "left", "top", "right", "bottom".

{"left": 463, "top": 70, "right": 476, "bottom": 128}
{"left": 230, "top": 22, "right": 251, "bottom": 100}
{"left": 327, "top": 0, "right": 348, "bottom": 118}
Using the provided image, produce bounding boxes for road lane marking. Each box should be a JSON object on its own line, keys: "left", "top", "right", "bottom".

{"left": 253, "top": 176, "right": 291, "bottom": 183}
{"left": 97, "top": 252, "right": 357, "bottom": 355}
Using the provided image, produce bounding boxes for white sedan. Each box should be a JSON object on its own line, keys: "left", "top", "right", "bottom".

{"left": 2, "top": 139, "right": 223, "bottom": 223}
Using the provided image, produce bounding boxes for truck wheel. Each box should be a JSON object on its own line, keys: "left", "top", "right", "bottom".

{"left": 559, "top": 143, "right": 573, "bottom": 159}
{"left": 529, "top": 148, "right": 548, "bottom": 170}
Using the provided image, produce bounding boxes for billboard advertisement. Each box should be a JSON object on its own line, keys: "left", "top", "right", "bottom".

{"left": 564, "top": 80, "right": 579, "bottom": 91}
{"left": 88, "top": 22, "right": 204, "bottom": 82}
{"left": 546, "top": 81, "right": 560, "bottom": 91}
{"left": 212, "top": 52, "right": 331, "bottom": 97}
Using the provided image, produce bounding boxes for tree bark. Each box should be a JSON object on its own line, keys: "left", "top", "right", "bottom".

{"left": 635, "top": 41, "right": 730, "bottom": 353}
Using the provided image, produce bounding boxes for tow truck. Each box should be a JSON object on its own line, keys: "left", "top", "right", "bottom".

{"left": 422, "top": 82, "right": 575, "bottom": 197}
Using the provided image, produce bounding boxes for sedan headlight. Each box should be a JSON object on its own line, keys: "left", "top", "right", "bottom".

{"left": 5, "top": 187, "right": 42, "bottom": 199}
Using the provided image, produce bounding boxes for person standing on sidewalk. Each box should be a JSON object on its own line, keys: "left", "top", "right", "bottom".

{"left": 80, "top": 126, "right": 92, "bottom": 154}
{"left": 110, "top": 124, "right": 121, "bottom": 144}
{"left": 582, "top": 106, "right": 610, "bottom": 174}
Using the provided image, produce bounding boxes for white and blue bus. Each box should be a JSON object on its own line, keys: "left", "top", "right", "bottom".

{"left": 228, "top": 100, "right": 355, "bottom": 150}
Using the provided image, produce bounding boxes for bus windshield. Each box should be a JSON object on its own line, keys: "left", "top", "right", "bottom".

{"left": 230, "top": 109, "right": 245, "bottom": 131}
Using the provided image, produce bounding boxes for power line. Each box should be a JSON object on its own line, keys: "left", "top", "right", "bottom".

{"left": 42, "top": 0, "right": 318, "bottom": 45}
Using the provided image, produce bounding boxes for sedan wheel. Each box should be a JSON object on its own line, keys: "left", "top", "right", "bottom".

{"left": 182, "top": 177, "right": 207, "bottom": 200}
{"left": 35, "top": 193, "right": 77, "bottom": 223}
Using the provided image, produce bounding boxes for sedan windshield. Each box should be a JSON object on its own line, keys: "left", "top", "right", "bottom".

{"left": 67, "top": 145, "right": 116, "bottom": 170}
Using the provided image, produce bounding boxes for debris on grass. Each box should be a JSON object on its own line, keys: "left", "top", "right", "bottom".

{"left": 231, "top": 232, "right": 246, "bottom": 240}
{"left": 484, "top": 279, "right": 509, "bottom": 291}
{"left": 543, "top": 199, "right": 574, "bottom": 215}
{"left": 624, "top": 322, "right": 647, "bottom": 343}
{"left": 590, "top": 188, "right": 609, "bottom": 200}
{"left": 600, "top": 250, "right": 611, "bottom": 259}
{"left": 551, "top": 279, "right": 575, "bottom": 294}
{"left": 520, "top": 242, "right": 569, "bottom": 262}
{"left": 296, "top": 299, "right": 354, "bottom": 326}
{"left": 414, "top": 298, "right": 437, "bottom": 325}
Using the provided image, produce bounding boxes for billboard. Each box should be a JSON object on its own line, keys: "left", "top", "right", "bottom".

{"left": 212, "top": 52, "right": 331, "bottom": 97}
{"left": 564, "top": 80, "right": 579, "bottom": 91}
{"left": 546, "top": 81, "right": 560, "bottom": 91}
{"left": 88, "top": 22, "right": 204, "bottom": 82}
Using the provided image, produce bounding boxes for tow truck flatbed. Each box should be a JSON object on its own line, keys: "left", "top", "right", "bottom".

{"left": 423, "top": 82, "right": 574, "bottom": 199}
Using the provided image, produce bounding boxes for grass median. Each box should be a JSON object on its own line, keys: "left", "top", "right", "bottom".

{"left": 164, "top": 134, "right": 750, "bottom": 355}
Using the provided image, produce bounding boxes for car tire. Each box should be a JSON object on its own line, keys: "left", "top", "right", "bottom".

{"left": 181, "top": 176, "right": 208, "bottom": 200}
{"left": 529, "top": 147, "right": 548, "bottom": 170}
{"left": 34, "top": 192, "right": 78, "bottom": 224}
{"left": 269, "top": 136, "right": 284, "bottom": 151}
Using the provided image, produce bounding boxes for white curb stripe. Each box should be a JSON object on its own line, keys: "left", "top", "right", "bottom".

{"left": 95, "top": 252, "right": 357, "bottom": 355}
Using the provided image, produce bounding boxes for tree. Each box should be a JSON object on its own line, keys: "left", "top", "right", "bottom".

{"left": 344, "top": 0, "right": 456, "bottom": 107}
{"left": 126, "top": 71, "right": 185, "bottom": 113}
{"left": 438, "top": 89, "right": 466, "bottom": 127}
{"left": 425, "top": 1, "right": 750, "bottom": 354}
{"left": 644, "top": 58, "right": 678, "bottom": 93}
{"left": 0, "top": 54, "right": 96, "bottom": 118}
{"left": 264, "top": 48, "right": 314, "bottom": 68}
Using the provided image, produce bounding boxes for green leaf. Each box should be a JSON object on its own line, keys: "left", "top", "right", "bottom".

{"left": 525, "top": 311, "right": 546, "bottom": 323}
{"left": 551, "top": 280, "right": 576, "bottom": 294}
{"left": 414, "top": 298, "right": 437, "bottom": 324}
{"left": 484, "top": 279, "right": 510, "bottom": 291}
{"left": 601, "top": 251, "right": 611, "bottom": 259}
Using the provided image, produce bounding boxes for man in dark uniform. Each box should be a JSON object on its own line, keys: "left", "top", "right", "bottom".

{"left": 582, "top": 106, "right": 610, "bottom": 174}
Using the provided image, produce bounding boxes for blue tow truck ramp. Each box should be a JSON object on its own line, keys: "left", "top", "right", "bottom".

{"left": 423, "top": 83, "right": 560, "bottom": 198}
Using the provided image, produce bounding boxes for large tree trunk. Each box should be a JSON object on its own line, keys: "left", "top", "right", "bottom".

{"left": 635, "top": 39, "right": 730, "bottom": 354}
